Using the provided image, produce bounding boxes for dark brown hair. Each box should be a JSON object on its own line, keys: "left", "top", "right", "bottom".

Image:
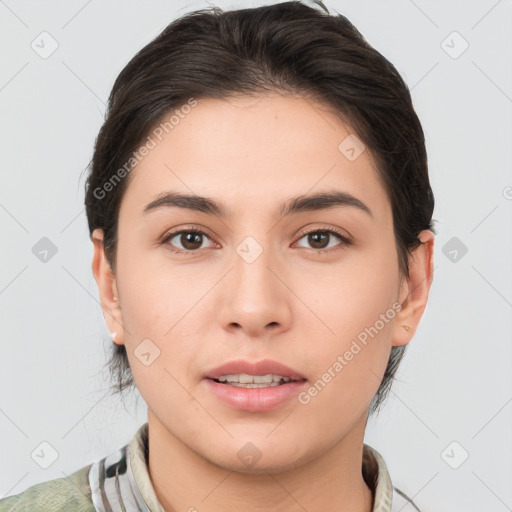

{"left": 84, "top": 0, "right": 436, "bottom": 415}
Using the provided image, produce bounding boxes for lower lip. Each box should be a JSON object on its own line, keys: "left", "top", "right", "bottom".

{"left": 204, "top": 379, "right": 308, "bottom": 412}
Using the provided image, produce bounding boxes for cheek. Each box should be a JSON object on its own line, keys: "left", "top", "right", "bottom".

{"left": 301, "top": 241, "right": 399, "bottom": 341}
{"left": 121, "top": 296, "right": 202, "bottom": 419}
{"left": 296, "top": 250, "right": 398, "bottom": 408}
{"left": 115, "top": 238, "right": 202, "bottom": 335}
{"left": 300, "top": 318, "right": 394, "bottom": 424}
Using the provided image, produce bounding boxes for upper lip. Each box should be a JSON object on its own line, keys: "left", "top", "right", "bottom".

{"left": 204, "top": 359, "right": 306, "bottom": 381}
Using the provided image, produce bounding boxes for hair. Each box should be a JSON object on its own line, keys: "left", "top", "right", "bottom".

{"left": 84, "top": 0, "right": 436, "bottom": 416}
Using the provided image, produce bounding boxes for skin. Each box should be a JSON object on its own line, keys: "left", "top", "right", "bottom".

{"left": 92, "top": 92, "right": 434, "bottom": 512}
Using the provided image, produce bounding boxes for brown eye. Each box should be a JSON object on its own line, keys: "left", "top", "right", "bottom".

{"left": 307, "top": 231, "right": 330, "bottom": 249}
{"left": 163, "top": 229, "right": 213, "bottom": 252}
{"left": 295, "top": 229, "right": 351, "bottom": 252}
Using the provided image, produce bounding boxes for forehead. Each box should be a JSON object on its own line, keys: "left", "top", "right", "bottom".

{"left": 119, "top": 93, "right": 391, "bottom": 222}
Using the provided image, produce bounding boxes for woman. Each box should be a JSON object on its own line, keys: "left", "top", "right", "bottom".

{"left": 0, "top": 1, "right": 435, "bottom": 510}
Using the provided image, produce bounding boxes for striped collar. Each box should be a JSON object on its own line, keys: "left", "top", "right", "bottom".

{"left": 88, "top": 423, "right": 420, "bottom": 511}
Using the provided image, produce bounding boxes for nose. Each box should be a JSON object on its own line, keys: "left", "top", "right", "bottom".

{"left": 217, "top": 242, "right": 293, "bottom": 339}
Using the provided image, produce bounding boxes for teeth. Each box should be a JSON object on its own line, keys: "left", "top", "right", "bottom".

{"left": 217, "top": 373, "right": 292, "bottom": 384}
{"left": 227, "top": 382, "right": 282, "bottom": 388}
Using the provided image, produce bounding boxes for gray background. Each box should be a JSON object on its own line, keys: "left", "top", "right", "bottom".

{"left": 1, "top": 0, "right": 511, "bottom": 510}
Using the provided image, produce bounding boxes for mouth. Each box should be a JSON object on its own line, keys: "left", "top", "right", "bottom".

{"left": 204, "top": 358, "right": 306, "bottom": 382}
{"left": 203, "top": 360, "right": 307, "bottom": 412}
{"left": 210, "top": 373, "right": 305, "bottom": 388}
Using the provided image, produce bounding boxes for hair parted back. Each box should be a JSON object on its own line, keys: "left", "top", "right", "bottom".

{"left": 84, "top": 0, "right": 436, "bottom": 416}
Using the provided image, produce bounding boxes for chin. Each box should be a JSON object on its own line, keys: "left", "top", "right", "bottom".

{"left": 203, "top": 442, "right": 311, "bottom": 475}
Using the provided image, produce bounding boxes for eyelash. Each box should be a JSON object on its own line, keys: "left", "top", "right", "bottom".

{"left": 161, "top": 225, "right": 352, "bottom": 255}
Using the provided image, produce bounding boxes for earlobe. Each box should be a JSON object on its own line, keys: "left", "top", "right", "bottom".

{"left": 392, "top": 230, "right": 435, "bottom": 347}
{"left": 91, "top": 228, "right": 125, "bottom": 345}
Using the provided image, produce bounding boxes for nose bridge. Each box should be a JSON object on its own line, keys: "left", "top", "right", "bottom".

{"left": 232, "top": 232, "right": 279, "bottom": 300}
{"left": 217, "top": 231, "right": 292, "bottom": 335}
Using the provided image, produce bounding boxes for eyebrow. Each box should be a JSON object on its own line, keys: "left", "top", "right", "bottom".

{"left": 142, "top": 190, "right": 373, "bottom": 219}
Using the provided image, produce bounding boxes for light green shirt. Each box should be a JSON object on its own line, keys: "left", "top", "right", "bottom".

{"left": 0, "top": 423, "right": 420, "bottom": 511}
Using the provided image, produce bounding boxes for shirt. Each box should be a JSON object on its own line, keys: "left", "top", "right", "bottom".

{"left": 0, "top": 422, "right": 421, "bottom": 511}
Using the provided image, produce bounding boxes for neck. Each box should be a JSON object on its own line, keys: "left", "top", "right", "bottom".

{"left": 147, "top": 411, "right": 374, "bottom": 512}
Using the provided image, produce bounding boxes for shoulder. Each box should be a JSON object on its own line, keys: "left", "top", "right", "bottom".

{"left": 0, "top": 463, "right": 95, "bottom": 512}
{"left": 363, "top": 443, "right": 422, "bottom": 512}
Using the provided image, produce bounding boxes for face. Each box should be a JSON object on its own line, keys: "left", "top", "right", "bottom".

{"left": 93, "top": 93, "right": 424, "bottom": 473}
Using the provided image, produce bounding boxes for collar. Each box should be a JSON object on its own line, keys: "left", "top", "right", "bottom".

{"left": 88, "top": 422, "right": 418, "bottom": 512}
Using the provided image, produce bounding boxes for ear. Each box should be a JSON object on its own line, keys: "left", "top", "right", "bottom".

{"left": 392, "top": 229, "right": 435, "bottom": 347}
{"left": 91, "top": 228, "right": 125, "bottom": 346}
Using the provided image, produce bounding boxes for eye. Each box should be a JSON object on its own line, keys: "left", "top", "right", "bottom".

{"left": 161, "top": 226, "right": 351, "bottom": 255}
{"left": 162, "top": 228, "right": 216, "bottom": 253}
{"left": 294, "top": 228, "right": 351, "bottom": 253}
